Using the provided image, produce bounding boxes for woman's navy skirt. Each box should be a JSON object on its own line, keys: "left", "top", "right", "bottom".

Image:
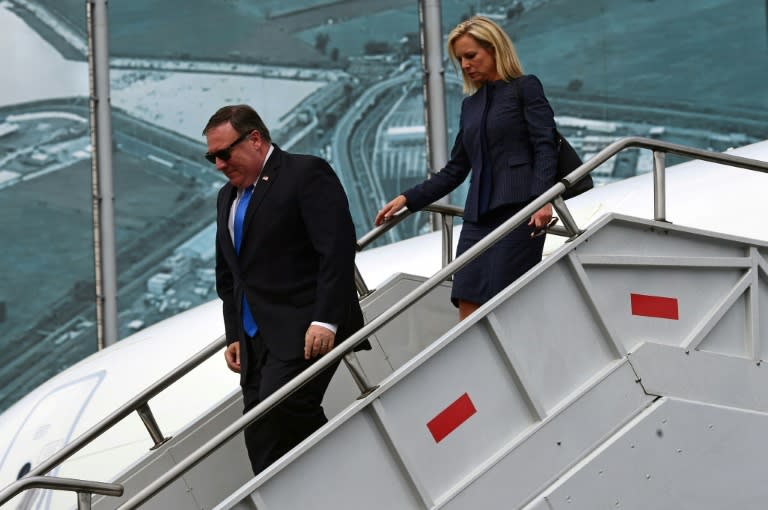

{"left": 451, "top": 204, "right": 545, "bottom": 307}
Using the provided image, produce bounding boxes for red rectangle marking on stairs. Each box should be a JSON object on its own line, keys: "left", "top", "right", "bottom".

{"left": 427, "top": 393, "right": 477, "bottom": 443}
{"left": 630, "top": 293, "right": 679, "bottom": 320}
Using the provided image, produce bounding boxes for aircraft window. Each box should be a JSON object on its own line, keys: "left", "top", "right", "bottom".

{"left": 17, "top": 462, "right": 31, "bottom": 480}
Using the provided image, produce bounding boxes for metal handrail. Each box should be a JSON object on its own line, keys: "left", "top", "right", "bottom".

{"left": 19, "top": 335, "right": 227, "bottom": 482}
{"left": 355, "top": 202, "right": 463, "bottom": 251}
{"left": 355, "top": 202, "right": 464, "bottom": 298}
{"left": 116, "top": 136, "right": 768, "bottom": 509}
{"left": 561, "top": 136, "right": 768, "bottom": 220}
{"left": 354, "top": 202, "right": 464, "bottom": 296}
{"left": 0, "top": 476, "right": 123, "bottom": 510}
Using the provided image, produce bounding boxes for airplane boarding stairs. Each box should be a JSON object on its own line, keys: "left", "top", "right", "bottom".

{"left": 104, "top": 212, "right": 768, "bottom": 509}
{"left": 5, "top": 138, "right": 768, "bottom": 509}
{"left": 209, "top": 213, "right": 768, "bottom": 510}
{"left": 85, "top": 274, "right": 460, "bottom": 510}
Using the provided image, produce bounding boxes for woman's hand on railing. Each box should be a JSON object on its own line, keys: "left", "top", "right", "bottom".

{"left": 375, "top": 195, "right": 407, "bottom": 226}
{"left": 528, "top": 202, "right": 553, "bottom": 232}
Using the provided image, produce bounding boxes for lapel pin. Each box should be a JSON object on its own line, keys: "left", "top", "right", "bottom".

{"left": 262, "top": 176, "right": 270, "bottom": 181}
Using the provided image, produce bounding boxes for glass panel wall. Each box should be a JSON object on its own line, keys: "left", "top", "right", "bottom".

{"left": 443, "top": 0, "right": 768, "bottom": 180}
{"left": 0, "top": 0, "right": 93, "bottom": 411}
{"left": 1, "top": 0, "right": 428, "bottom": 413}
{"left": 1, "top": 0, "right": 766, "bottom": 413}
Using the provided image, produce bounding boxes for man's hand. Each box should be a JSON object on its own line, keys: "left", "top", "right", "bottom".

{"left": 304, "top": 324, "right": 336, "bottom": 360}
{"left": 224, "top": 342, "right": 241, "bottom": 373}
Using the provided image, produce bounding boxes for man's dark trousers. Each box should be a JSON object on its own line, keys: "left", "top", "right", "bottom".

{"left": 240, "top": 332, "right": 340, "bottom": 474}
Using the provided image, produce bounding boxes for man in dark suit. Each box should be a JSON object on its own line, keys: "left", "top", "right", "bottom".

{"left": 204, "top": 104, "right": 364, "bottom": 475}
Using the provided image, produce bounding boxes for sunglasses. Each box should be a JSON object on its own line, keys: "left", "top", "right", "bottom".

{"left": 204, "top": 131, "right": 252, "bottom": 164}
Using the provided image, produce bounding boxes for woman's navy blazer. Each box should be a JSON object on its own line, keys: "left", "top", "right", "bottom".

{"left": 403, "top": 74, "right": 558, "bottom": 223}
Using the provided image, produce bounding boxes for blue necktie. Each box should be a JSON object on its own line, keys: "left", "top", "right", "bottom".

{"left": 478, "top": 83, "right": 494, "bottom": 217}
{"left": 234, "top": 186, "right": 259, "bottom": 337}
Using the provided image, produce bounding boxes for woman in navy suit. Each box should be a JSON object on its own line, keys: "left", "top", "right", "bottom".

{"left": 375, "top": 16, "right": 558, "bottom": 320}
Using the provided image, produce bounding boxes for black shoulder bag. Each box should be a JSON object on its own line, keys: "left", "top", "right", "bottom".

{"left": 515, "top": 78, "right": 593, "bottom": 199}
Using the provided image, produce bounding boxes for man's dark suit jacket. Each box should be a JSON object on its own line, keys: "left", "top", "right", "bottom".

{"left": 215, "top": 145, "right": 364, "bottom": 379}
{"left": 403, "top": 75, "right": 558, "bottom": 223}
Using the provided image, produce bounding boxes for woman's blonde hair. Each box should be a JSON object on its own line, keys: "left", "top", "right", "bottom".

{"left": 447, "top": 16, "right": 524, "bottom": 94}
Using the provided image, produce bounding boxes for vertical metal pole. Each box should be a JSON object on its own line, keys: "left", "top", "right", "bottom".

{"left": 652, "top": 150, "right": 666, "bottom": 222}
{"left": 440, "top": 213, "right": 454, "bottom": 267}
{"left": 418, "top": 0, "right": 451, "bottom": 251}
{"left": 87, "top": 0, "right": 118, "bottom": 348}
{"left": 353, "top": 263, "right": 371, "bottom": 297}
{"left": 77, "top": 492, "right": 92, "bottom": 510}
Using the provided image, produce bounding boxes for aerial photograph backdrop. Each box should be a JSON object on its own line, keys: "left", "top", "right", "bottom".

{"left": 0, "top": 0, "right": 766, "bottom": 412}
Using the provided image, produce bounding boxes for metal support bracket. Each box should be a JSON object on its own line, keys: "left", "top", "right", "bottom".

{"left": 343, "top": 353, "right": 379, "bottom": 398}
{"left": 136, "top": 403, "right": 171, "bottom": 450}
{"left": 552, "top": 196, "right": 583, "bottom": 240}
